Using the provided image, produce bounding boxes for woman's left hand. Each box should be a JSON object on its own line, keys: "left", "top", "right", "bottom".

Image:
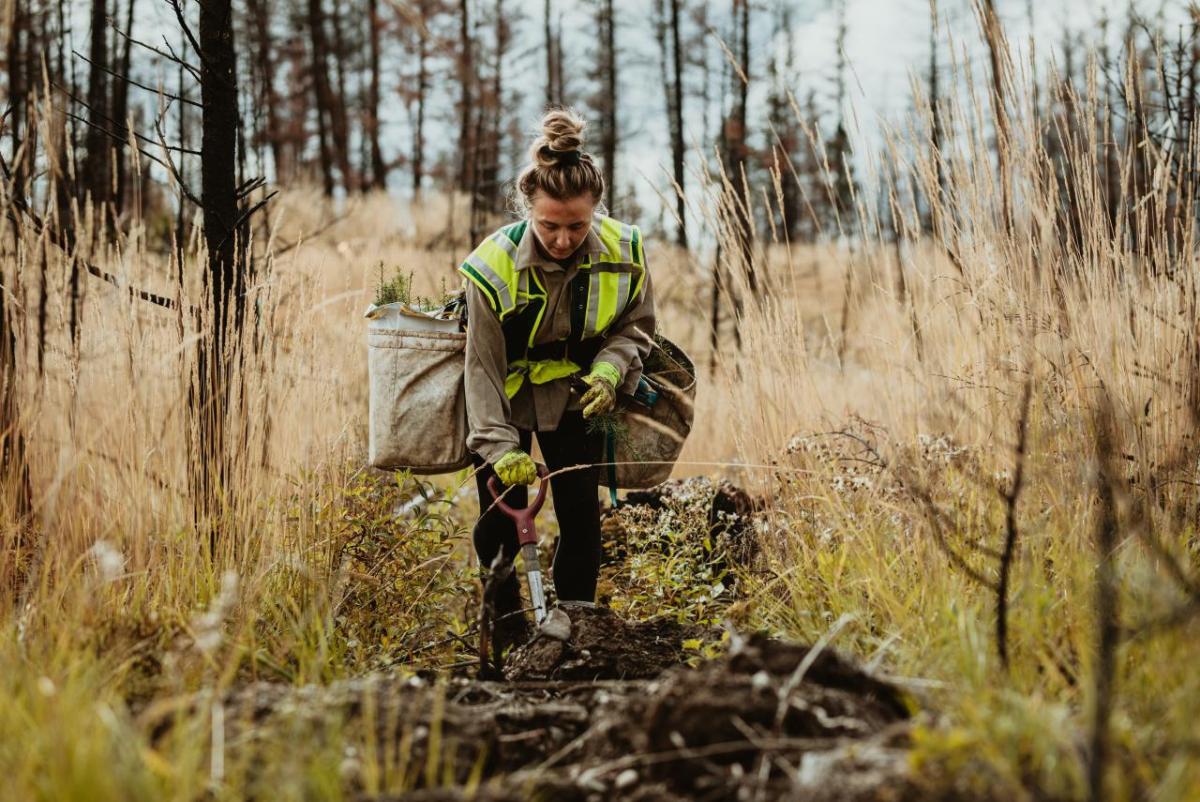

{"left": 580, "top": 362, "right": 619, "bottom": 418}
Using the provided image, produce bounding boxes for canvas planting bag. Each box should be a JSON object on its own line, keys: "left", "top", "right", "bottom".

{"left": 365, "top": 302, "right": 471, "bottom": 474}
{"left": 602, "top": 337, "right": 696, "bottom": 489}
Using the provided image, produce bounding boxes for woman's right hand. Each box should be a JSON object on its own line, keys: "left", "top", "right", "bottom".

{"left": 494, "top": 449, "right": 538, "bottom": 486}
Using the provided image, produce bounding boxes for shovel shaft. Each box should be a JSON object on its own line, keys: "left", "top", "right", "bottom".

{"left": 521, "top": 543, "right": 547, "bottom": 624}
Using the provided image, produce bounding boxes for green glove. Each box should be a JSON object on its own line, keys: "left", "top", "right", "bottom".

{"left": 494, "top": 449, "right": 537, "bottom": 486}
{"left": 580, "top": 362, "right": 620, "bottom": 418}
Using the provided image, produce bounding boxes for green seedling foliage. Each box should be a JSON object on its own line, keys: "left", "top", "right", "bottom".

{"left": 584, "top": 409, "right": 633, "bottom": 453}
{"left": 375, "top": 264, "right": 458, "bottom": 312}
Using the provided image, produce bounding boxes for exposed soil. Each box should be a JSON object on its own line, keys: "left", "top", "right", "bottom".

{"left": 197, "top": 606, "right": 923, "bottom": 801}
{"left": 503, "top": 605, "right": 699, "bottom": 681}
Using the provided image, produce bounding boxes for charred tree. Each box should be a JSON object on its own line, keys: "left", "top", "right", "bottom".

{"left": 470, "top": 0, "right": 509, "bottom": 239}
{"left": 927, "top": 0, "right": 944, "bottom": 234}
{"left": 655, "top": 0, "right": 687, "bottom": 245}
{"left": 328, "top": 0, "right": 357, "bottom": 192}
{"left": 195, "top": 0, "right": 243, "bottom": 549}
{"left": 111, "top": 0, "right": 136, "bottom": 214}
{"left": 544, "top": 0, "right": 562, "bottom": 106}
{"left": 826, "top": 0, "right": 855, "bottom": 229}
{"left": 725, "top": 0, "right": 755, "bottom": 296}
{"left": 4, "top": 0, "right": 29, "bottom": 193}
{"left": 366, "top": 0, "right": 387, "bottom": 189}
{"left": 765, "top": 1, "right": 800, "bottom": 241}
{"left": 457, "top": 0, "right": 475, "bottom": 192}
{"left": 412, "top": 0, "right": 431, "bottom": 197}
{"left": 668, "top": 0, "right": 687, "bottom": 247}
{"left": 246, "top": 0, "right": 286, "bottom": 182}
{"left": 307, "top": 0, "right": 338, "bottom": 195}
{"left": 595, "top": 0, "right": 617, "bottom": 209}
{"left": 0, "top": 3, "right": 34, "bottom": 525}
{"left": 83, "top": 0, "right": 111, "bottom": 210}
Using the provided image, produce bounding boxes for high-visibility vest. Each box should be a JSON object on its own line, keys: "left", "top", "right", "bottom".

{"left": 459, "top": 215, "right": 647, "bottom": 398}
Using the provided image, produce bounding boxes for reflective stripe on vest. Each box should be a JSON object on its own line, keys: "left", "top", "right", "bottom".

{"left": 458, "top": 216, "right": 645, "bottom": 397}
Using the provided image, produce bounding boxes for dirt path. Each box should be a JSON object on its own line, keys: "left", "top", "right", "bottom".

{"left": 211, "top": 607, "right": 920, "bottom": 801}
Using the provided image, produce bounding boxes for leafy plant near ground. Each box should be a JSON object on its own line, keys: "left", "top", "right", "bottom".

{"left": 597, "top": 480, "right": 748, "bottom": 662}
{"left": 331, "top": 470, "right": 478, "bottom": 672}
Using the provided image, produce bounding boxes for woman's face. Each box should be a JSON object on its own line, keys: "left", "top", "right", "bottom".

{"left": 529, "top": 192, "right": 597, "bottom": 261}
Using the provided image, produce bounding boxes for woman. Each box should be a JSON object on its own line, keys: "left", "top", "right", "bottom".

{"left": 457, "top": 108, "right": 656, "bottom": 651}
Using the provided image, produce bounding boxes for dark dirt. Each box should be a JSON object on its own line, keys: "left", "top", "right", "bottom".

{"left": 502, "top": 605, "right": 700, "bottom": 681}
{"left": 198, "top": 606, "right": 925, "bottom": 802}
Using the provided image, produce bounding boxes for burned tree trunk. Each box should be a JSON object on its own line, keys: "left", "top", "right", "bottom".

{"left": 471, "top": 0, "right": 506, "bottom": 237}
{"left": 5, "top": 0, "right": 28, "bottom": 193}
{"left": 83, "top": 0, "right": 111, "bottom": 210}
{"left": 196, "top": 0, "right": 242, "bottom": 548}
{"left": 413, "top": 0, "right": 430, "bottom": 197}
{"left": 927, "top": 0, "right": 944, "bottom": 235}
{"left": 825, "top": 0, "right": 856, "bottom": 230}
{"left": 727, "top": 0, "right": 755, "bottom": 297}
{"left": 247, "top": 0, "right": 286, "bottom": 183}
{"left": 366, "top": 0, "right": 387, "bottom": 189}
{"left": 328, "top": 0, "right": 356, "bottom": 192}
{"left": 668, "top": 0, "right": 687, "bottom": 248}
{"left": 111, "top": 0, "right": 136, "bottom": 214}
{"left": 308, "top": 0, "right": 337, "bottom": 195}
{"left": 596, "top": 0, "right": 616, "bottom": 209}
{"left": 457, "top": 0, "right": 474, "bottom": 193}
{"left": 544, "top": 0, "right": 559, "bottom": 106}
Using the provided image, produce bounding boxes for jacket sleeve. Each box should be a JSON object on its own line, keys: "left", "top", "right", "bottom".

{"left": 591, "top": 250, "right": 657, "bottom": 396}
{"left": 463, "top": 283, "right": 522, "bottom": 464}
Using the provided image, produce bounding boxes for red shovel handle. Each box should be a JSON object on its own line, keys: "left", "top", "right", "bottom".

{"left": 487, "top": 463, "right": 549, "bottom": 545}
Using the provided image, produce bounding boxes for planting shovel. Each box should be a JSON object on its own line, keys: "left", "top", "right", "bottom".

{"left": 487, "top": 463, "right": 550, "bottom": 625}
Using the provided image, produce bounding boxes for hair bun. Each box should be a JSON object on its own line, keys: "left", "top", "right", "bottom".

{"left": 533, "top": 109, "right": 586, "bottom": 168}
{"left": 516, "top": 107, "right": 606, "bottom": 205}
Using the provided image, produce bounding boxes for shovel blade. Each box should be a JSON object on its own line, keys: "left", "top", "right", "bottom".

{"left": 521, "top": 542, "right": 547, "bottom": 625}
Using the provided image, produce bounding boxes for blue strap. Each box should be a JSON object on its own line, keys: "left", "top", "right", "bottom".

{"left": 606, "top": 429, "right": 619, "bottom": 508}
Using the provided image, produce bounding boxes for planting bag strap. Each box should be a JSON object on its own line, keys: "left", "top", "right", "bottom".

{"left": 606, "top": 429, "right": 619, "bottom": 507}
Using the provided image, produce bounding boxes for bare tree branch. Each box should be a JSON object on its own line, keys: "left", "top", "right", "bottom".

{"left": 109, "top": 25, "right": 202, "bottom": 82}
{"left": 153, "top": 106, "right": 202, "bottom": 208}
{"left": 71, "top": 49, "right": 202, "bottom": 108}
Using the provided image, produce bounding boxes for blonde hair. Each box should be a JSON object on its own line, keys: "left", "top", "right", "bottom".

{"left": 515, "top": 108, "right": 606, "bottom": 209}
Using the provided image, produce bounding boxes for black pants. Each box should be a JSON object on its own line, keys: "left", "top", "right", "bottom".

{"left": 472, "top": 411, "right": 604, "bottom": 605}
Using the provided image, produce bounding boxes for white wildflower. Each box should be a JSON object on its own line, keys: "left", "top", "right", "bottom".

{"left": 192, "top": 570, "right": 239, "bottom": 655}
{"left": 88, "top": 540, "right": 125, "bottom": 583}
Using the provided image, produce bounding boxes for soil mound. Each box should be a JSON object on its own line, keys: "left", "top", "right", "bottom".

{"left": 502, "top": 605, "right": 699, "bottom": 681}
{"left": 203, "top": 615, "right": 919, "bottom": 801}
